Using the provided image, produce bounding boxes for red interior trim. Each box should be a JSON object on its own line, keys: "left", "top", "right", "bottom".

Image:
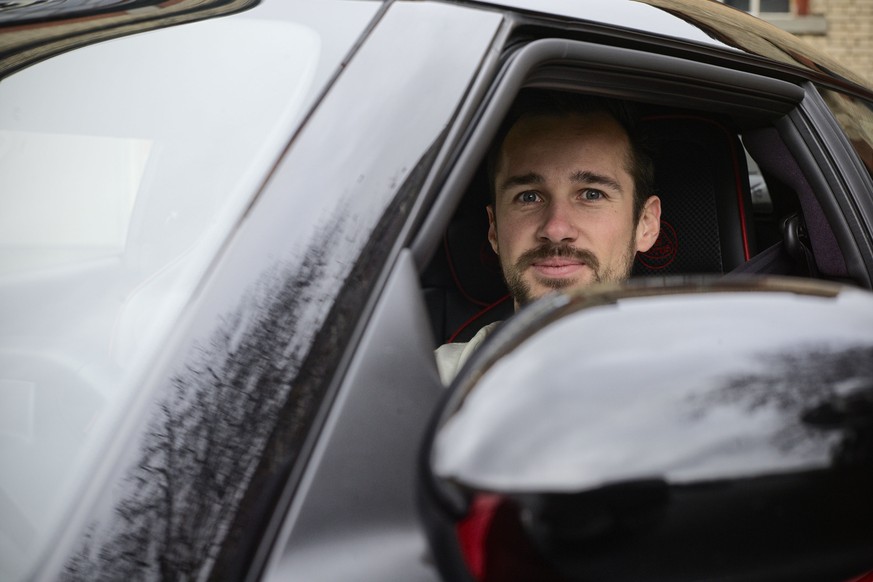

{"left": 444, "top": 234, "right": 493, "bottom": 307}
{"left": 456, "top": 494, "right": 504, "bottom": 580}
{"left": 724, "top": 123, "right": 752, "bottom": 261}
{"left": 447, "top": 294, "right": 510, "bottom": 343}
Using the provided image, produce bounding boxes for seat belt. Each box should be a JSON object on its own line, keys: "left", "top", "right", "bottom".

{"left": 727, "top": 212, "right": 816, "bottom": 278}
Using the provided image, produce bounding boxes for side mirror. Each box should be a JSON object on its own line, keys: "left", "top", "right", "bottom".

{"left": 421, "top": 277, "right": 873, "bottom": 582}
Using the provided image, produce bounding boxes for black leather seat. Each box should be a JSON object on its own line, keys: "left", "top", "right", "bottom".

{"left": 633, "top": 115, "right": 755, "bottom": 277}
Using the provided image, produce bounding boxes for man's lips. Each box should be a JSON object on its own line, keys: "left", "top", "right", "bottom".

{"left": 530, "top": 258, "right": 586, "bottom": 277}
{"left": 515, "top": 243, "right": 600, "bottom": 280}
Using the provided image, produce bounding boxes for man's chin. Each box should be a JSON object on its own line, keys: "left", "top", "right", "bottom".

{"left": 506, "top": 271, "right": 596, "bottom": 307}
{"left": 521, "top": 275, "right": 583, "bottom": 303}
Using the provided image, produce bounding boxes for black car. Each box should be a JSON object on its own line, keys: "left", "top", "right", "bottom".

{"left": 2, "top": 0, "right": 873, "bottom": 580}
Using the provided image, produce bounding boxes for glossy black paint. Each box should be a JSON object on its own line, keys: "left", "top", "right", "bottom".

{"left": 426, "top": 278, "right": 873, "bottom": 581}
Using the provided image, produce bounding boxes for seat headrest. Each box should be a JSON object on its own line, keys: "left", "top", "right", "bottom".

{"left": 443, "top": 177, "right": 506, "bottom": 306}
{"left": 633, "top": 115, "right": 753, "bottom": 276}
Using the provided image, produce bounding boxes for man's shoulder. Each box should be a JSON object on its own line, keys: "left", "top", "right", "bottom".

{"left": 435, "top": 321, "right": 502, "bottom": 385}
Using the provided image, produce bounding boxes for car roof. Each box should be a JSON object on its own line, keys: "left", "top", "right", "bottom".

{"left": 1, "top": 0, "right": 871, "bottom": 98}
{"left": 473, "top": 0, "right": 735, "bottom": 48}
{"left": 467, "top": 0, "right": 872, "bottom": 95}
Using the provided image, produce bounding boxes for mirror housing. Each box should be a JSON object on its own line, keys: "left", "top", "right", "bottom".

{"left": 421, "top": 277, "right": 873, "bottom": 581}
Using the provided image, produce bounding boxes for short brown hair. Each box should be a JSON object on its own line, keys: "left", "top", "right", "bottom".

{"left": 486, "top": 90, "right": 655, "bottom": 223}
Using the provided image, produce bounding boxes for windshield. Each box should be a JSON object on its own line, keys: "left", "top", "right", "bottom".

{"left": 0, "top": 5, "right": 336, "bottom": 579}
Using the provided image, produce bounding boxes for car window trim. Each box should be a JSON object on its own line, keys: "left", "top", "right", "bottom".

{"left": 778, "top": 85, "right": 873, "bottom": 287}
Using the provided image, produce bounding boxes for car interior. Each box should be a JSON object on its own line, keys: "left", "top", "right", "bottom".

{"left": 411, "top": 25, "right": 873, "bottom": 351}
{"left": 420, "top": 96, "right": 835, "bottom": 345}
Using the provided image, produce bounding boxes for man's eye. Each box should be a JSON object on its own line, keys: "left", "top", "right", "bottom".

{"left": 518, "top": 191, "right": 540, "bottom": 203}
{"left": 582, "top": 189, "right": 604, "bottom": 201}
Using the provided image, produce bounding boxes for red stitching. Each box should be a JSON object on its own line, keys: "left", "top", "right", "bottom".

{"left": 444, "top": 234, "right": 493, "bottom": 307}
{"left": 447, "top": 294, "right": 510, "bottom": 343}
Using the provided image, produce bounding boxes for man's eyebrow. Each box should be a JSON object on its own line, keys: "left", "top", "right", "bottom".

{"left": 499, "top": 171, "right": 544, "bottom": 191}
{"left": 570, "top": 170, "right": 623, "bottom": 193}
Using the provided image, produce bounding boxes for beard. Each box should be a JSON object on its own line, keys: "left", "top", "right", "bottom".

{"left": 502, "top": 240, "right": 637, "bottom": 306}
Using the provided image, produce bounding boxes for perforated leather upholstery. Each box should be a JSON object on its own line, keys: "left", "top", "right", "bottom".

{"left": 634, "top": 115, "right": 754, "bottom": 276}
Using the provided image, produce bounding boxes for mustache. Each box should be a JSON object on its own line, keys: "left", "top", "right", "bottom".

{"left": 516, "top": 243, "right": 600, "bottom": 272}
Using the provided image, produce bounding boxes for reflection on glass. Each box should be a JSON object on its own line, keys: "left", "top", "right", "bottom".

{"left": 60, "top": 218, "right": 346, "bottom": 580}
{"left": 0, "top": 11, "right": 320, "bottom": 582}
{"left": 699, "top": 343, "right": 873, "bottom": 466}
{"left": 643, "top": 0, "right": 866, "bottom": 86}
{"left": 820, "top": 88, "right": 873, "bottom": 180}
{"left": 0, "top": 131, "right": 150, "bottom": 272}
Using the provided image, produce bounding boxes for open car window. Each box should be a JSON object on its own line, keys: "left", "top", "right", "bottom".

{"left": 416, "top": 29, "right": 873, "bottom": 349}
{"left": 415, "top": 2, "right": 871, "bottom": 350}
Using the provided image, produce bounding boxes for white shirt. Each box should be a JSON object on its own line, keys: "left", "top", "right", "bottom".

{"left": 434, "top": 321, "right": 501, "bottom": 385}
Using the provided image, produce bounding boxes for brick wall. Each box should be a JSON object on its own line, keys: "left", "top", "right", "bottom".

{"left": 795, "top": 0, "right": 873, "bottom": 86}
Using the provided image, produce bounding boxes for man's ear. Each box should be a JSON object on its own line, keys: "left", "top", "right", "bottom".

{"left": 486, "top": 204, "right": 499, "bottom": 255}
{"left": 635, "top": 196, "right": 662, "bottom": 253}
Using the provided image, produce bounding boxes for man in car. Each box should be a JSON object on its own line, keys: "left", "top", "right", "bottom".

{"left": 435, "top": 91, "right": 662, "bottom": 384}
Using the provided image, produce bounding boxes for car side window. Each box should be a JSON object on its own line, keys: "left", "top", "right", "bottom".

{"left": 0, "top": 3, "right": 379, "bottom": 580}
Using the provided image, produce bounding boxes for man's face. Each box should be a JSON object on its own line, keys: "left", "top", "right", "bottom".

{"left": 488, "top": 111, "right": 660, "bottom": 307}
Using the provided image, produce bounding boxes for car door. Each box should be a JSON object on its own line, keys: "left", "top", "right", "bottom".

{"left": 264, "top": 2, "right": 873, "bottom": 580}
{"left": 0, "top": 1, "right": 503, "bottom": 581}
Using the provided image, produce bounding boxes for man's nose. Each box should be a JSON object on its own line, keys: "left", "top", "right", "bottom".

{"left": 537, "top": 200, "right": 578, "bottom": 243}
